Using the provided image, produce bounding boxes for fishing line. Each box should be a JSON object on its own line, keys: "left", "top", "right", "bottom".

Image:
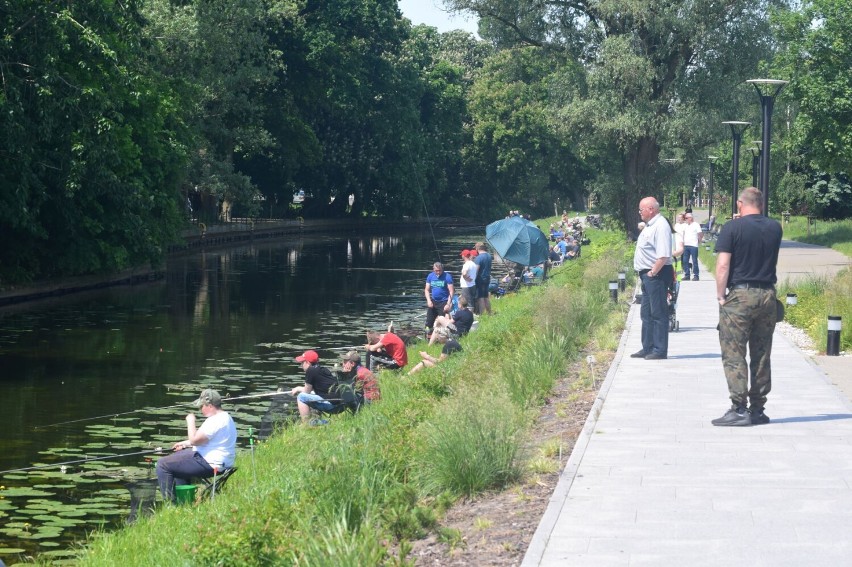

{"left": 405, "top": 144, "right": 442, "bottom": 264}
{"left": 36, "top": 390, "right": 293, "bottom": 429}
{"left": 0, "top": 448, "right": 166, "bottom": 476}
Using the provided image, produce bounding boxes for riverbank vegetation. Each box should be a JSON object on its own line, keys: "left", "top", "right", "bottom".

{"left": 777, "top": 216, "right": 852, "bottom": 351}
{"left": 4, "top": 2, "right": 852, "bottom": 285}
{"left": 72, "top": 230, "right": 632, "bottom": 566}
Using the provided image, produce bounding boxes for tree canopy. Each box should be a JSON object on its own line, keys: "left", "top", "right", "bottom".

{"left": 2, "top": 0, "right": 849, "bottom": 284}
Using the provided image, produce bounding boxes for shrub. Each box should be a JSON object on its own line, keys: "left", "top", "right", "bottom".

{"left": 416, "top": 390, "right": 525, "bottom": 497}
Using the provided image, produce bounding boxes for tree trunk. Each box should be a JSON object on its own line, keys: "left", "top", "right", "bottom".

{"left": 621, "top": 136, "right": 660, "bottom": 237}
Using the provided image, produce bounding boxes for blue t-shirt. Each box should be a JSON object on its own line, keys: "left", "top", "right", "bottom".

{"left": 426, "top": 271, "right": 454, "bottom": 302}
{"left": 474, "top": 252, "right": 492, "bottom": 282}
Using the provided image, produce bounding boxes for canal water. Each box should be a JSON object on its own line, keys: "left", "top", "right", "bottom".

{"left": 0, "top": 228, "right": 479, "bottom": 562}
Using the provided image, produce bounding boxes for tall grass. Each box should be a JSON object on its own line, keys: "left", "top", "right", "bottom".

{"left": 416, "top": 390, "right": 526, "bottom": 497}
{"left": 502, "top": 330, "right": 570, "bottom": 409}
{"left": 73, "top": 225, "right": 634, "bottom": 566}
{"left": 779, "top": 269, "right": 852, "bottom": 352}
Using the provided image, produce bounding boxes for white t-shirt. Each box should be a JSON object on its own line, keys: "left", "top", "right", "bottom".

{"left": 460, "top": 259, "right": 478, "bottom": 289}
{"left": 196, "top": 410, "right": 237, "bottom": 469}
{"left": 682, "top": 222, "right": 703, "bottom": 247}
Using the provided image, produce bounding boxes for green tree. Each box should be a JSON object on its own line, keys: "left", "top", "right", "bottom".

{"left": 0, "top": 0, "right": 187, "bottom": 283}
{"left": 142, "top": 0, "right": 275, "bottom": 222}
{"left": 464, "top": 47, "right": 590, "bottom": 217}
{"left": 445, "top": 0, "right": 780, "bottom": 229}
{"left": 773, "top": 0, "right": 852, "bottom": 175}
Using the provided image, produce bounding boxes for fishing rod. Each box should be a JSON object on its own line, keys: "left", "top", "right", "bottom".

{"left": 0, "top": 448, "right": 167, "bottom": 476}
{"left": 336, "top": 267, "right": 441, "bottom": 272}
{"left": 36, "top": 390, "right": 294, "bottom": 430}
{"left": 405, "top": 144, "right": 442, "bottom": 264}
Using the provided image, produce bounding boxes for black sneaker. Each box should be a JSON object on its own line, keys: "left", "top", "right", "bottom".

{"left": 750, "top": 409, "right": 770, "bottom": 425}
{"left": 644, "top": 352, "right": 667, "bottom": 360}
{"left": 692, "top": 275, "right": 699, "bottom": 281}
{"left": 630, "top": 350, "right": 647, "bottom": 358}
{"left": 711, "top": 407, "right": 751, "bottom": 427}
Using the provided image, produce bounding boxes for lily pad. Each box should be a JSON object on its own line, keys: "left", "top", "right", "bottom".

{"left": 1, "top": 487, "right": 54, "bottom": 497}
{"left": 0, "top": 548, "right": 26, "bottom": 554}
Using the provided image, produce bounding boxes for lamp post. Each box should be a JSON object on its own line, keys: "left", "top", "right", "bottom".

{"left": 722, "top": 121, "right": 751, "bottom": 218}
{"left": 707, "top": 156, "right": 719, "bottom": 220}
{"left": 750, "top": 145, "right": 760, "bottom": 188}
{"left": 746, "top": 79, "right": 789, "bottom": 216}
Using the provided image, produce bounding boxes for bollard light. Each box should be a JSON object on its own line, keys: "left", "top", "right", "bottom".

{"left": 609, "top": 280, "right": 618, "bottom": 302}
{"left": 705, "top": 244, "right": 710, "bottom": 252}
{"left": 827, "top": 316, "right": 842, "bottom": 356}
{"left": 786, "top": 293, "right": 797, "bottom": 306}
{"left": 618, "top": 271, "right": 626, "bottom": 291}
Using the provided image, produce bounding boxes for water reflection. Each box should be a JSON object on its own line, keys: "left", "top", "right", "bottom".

{"left": 0, "top": 229, "right": 477, "bottom": 560}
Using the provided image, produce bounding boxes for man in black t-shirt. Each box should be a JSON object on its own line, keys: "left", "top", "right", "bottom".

{"left": 712, "top": 187, "right": 782, "bottom": 427}
{"left": 290, "top": 350, "right": 338, "bottom": 424}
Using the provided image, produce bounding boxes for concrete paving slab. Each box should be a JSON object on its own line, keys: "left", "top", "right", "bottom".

{"left": 522, "top": 250, "right": 852, "bottom": 566}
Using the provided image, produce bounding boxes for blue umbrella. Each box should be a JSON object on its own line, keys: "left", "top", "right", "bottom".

{"left": 485, "top": 216, "right": 550, "bottom": 266}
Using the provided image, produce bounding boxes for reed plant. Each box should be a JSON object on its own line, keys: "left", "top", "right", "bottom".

{"left": 74, "top": 228, "right": 635, "bottom": 566}
{"left": 415, "top": 389, "right": 526, "bottom": 497}
{"left": 502, "top": 329, "right": 570, "bottom": 409}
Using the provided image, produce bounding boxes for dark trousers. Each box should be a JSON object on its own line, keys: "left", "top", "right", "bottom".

{"left": 683, "top": 246, "right": 699, "bottom": 277}
{"left": 366, "top": 352, "right": 401, "bottom": 372}
{"left": 425, "top": 300, "right": 447, "bottom": 331}
{"left": 639, "top": 265, "right": 673, "bottom": 356}
{"left": 156, "top": 449, "right": 214, "bottom": 502}
{"left": 718, "top": 288, "right": 776, "bottom": 410}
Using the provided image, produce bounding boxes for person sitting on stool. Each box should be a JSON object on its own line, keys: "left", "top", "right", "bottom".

{"left": 156, "top": 389, "right": 236, "bottom": 503}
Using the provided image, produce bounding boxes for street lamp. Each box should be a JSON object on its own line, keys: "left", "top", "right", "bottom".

{"left": 707, "top": 156, "right": 719, "bottom": 220}
{"left": 746, "top": 79, "right": 789, "bottom": 216}
{"left": 750, "top": 144, "right": 760, "bottom": 188}
{"left": 722, "top": 121, "right": 751, "bottom": 218}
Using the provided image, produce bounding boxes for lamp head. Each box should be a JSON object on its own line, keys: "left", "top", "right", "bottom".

{"left": 746, "top": 78, "right": 789, "bottom": 98}
{"left": 722, "top": 121, "right": 751, "bottom": 137}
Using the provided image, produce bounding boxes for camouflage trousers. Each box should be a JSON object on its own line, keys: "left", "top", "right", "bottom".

{"left": 718, "top": 288, "right": 777, "bottom": 410}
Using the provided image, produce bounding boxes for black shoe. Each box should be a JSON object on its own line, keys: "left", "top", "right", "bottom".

{"left": 644, "top": 352, "right": 667, "bottom": 360}
{"left": 750, "top": 409, "right": 770, "bottom": 425}
{"left": 712, "top": 407, "right": 751, "bottom": 426}
{"left": 630, "top": 350, "right": 647, "bottom": 358}
{"left": 683, "top": 274, "right": 690, "bottom": 280}
{"left": 692, "top": 275, "right": 699, "bottom": 281}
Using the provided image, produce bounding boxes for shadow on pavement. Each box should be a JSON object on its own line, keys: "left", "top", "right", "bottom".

{"left": 771, "top": 413, "right": 852, "bottom": 424}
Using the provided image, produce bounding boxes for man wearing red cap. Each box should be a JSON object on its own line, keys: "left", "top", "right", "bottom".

{"left": 290, "top": 350, "right": 338, "bottom": 424}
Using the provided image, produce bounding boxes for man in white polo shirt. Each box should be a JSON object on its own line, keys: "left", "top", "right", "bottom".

{"left": 631, "top": 197, "right": 673, "bottom": 360}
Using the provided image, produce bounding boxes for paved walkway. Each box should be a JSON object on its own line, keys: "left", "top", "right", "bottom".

{"left": 523, "top": 247, "right": 852, "bottom": 566}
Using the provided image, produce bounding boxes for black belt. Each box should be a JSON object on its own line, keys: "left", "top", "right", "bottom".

{"left": 731, "top": 282, "right": 774, "bottom": 290}
{"left": 638, "top": 269, "right": 651, "bottom": 275}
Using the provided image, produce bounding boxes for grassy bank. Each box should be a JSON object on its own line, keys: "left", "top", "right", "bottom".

{"left": 72, "top": 228, "right": 633, "bottom": 566}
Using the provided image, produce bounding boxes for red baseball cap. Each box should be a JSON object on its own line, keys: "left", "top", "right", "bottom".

{"left": 469, "top": 249, "right": 478, "bottom": 257}
{"left": 295, "top": 350, "right": 319, "bottom": 363}
{"left": 460, "top": 249, "right": 470, "bottom": 257}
